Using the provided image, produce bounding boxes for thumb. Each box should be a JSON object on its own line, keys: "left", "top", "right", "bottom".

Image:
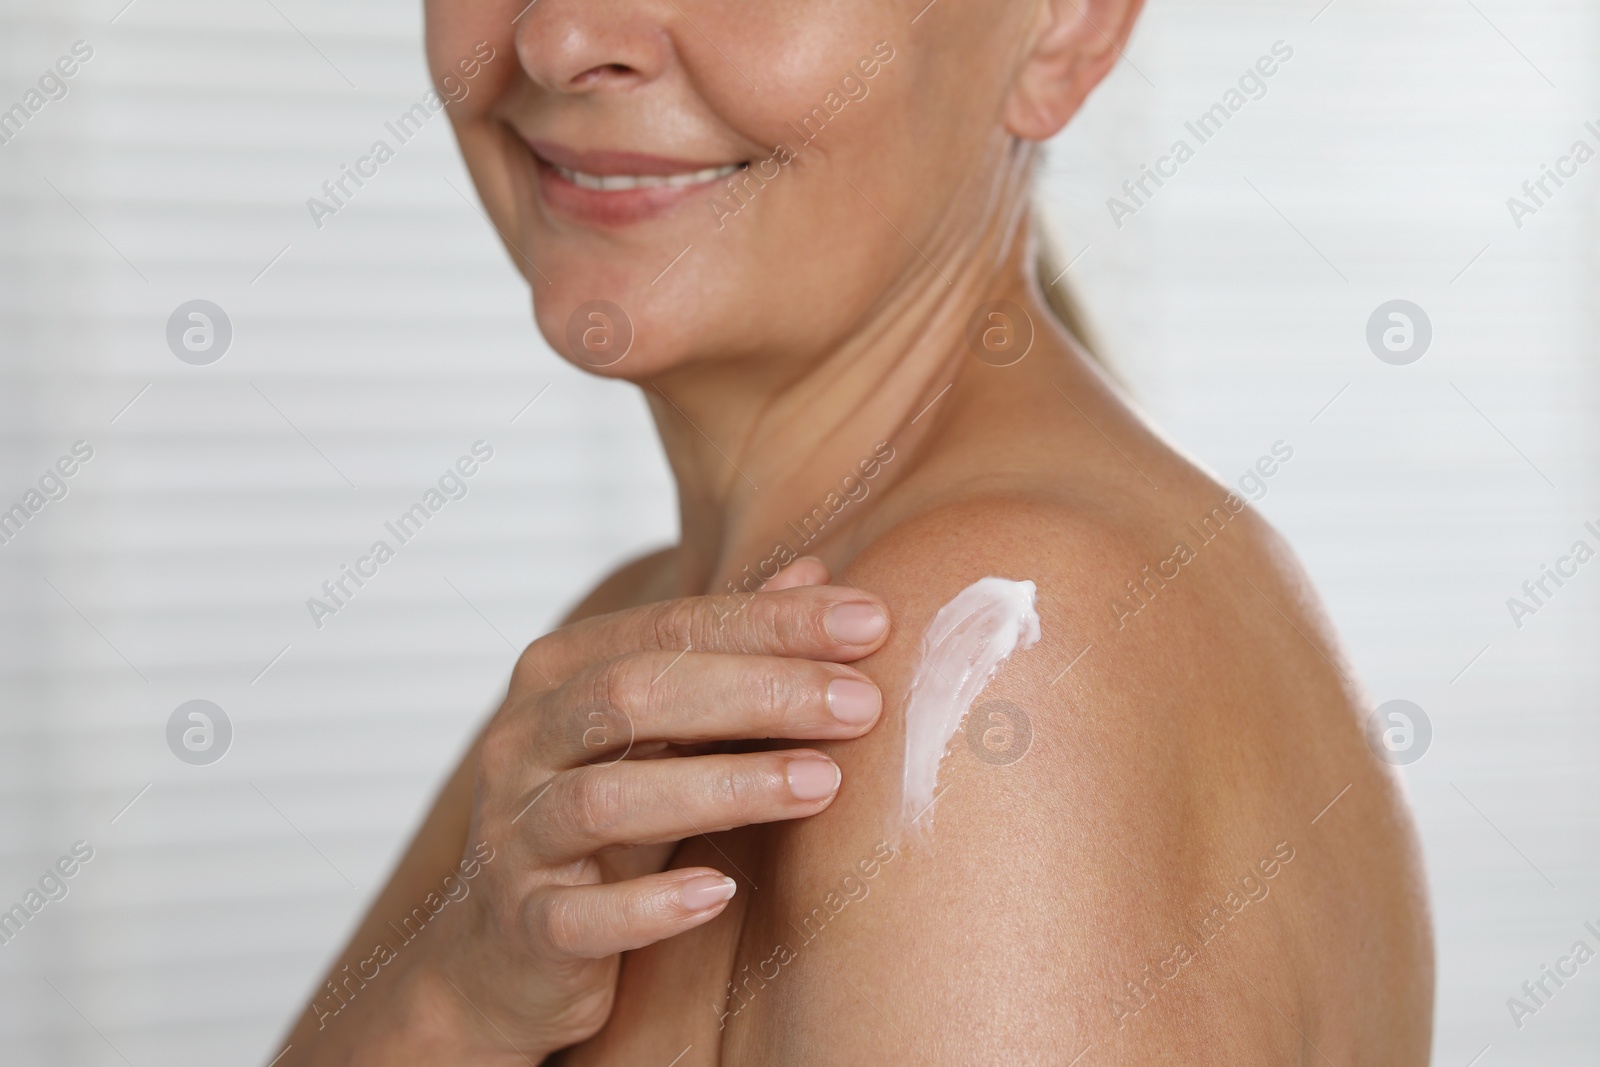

{"left": 758, "top": 556, "right": 831, "bottom": 591}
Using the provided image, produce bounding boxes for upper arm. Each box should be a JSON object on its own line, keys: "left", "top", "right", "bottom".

{"left": 730, "top": 496, "right": 1317, "bottom": 1063}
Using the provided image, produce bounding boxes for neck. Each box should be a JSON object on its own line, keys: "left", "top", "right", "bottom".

{"left": 641, "top": 136, "right": 1050, "bottom": 597}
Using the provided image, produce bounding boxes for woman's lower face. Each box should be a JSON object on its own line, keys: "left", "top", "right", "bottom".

{"left": 424, "top": 0, "right": 1040, "bottom": 381}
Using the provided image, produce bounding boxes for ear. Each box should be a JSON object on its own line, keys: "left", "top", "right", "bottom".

{"left": 1003, "top": 0, "right": 1147, "bottom": 141}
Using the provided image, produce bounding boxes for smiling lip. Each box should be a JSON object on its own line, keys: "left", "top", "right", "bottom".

{"left": 525, "top": 138, "right": 746, "bottom": 225}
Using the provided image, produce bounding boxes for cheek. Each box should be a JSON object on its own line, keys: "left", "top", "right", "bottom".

{"left": 425, "top": 0, "right": 516, "bottom": 121}
{"left": 685, "top": 31, "right": 927, "bottom": 318}
{"left": 719, "top": 23, "right": 894, "bottom": 151}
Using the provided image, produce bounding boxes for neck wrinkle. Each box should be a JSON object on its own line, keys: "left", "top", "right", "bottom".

{"left": 647, "top": 134, "right": 1042, "bottom": 596}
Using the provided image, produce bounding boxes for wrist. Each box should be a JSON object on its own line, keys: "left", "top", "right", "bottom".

{"left": 284, "top": 931, "right": 549, "bottom": 1066}
{"left": 399, "top": 933, "right": 563, "bottom": 1065}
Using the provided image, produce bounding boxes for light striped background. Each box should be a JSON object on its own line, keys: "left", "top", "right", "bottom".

{"left": 0, "top": 0, "right": 1595, "bottom": 1064}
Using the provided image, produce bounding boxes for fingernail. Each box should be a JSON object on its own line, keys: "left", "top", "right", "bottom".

{"left": 680, "top": 874, "right": 737, "bottom": 911}
{"left": 826, "top": 678, "right": 881, "bottom": 725}
{"left": 826, "top": 601, "right": 887, "bottom": 644}
{"left": 787, "top": 757, "right": 841, "bottom": 800}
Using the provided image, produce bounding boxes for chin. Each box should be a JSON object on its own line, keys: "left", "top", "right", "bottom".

{"left": 477, "top": 142, "right": 746, "bottom": 378}
{"left": 529, "top": 277, "right": 727, "bottom": 382}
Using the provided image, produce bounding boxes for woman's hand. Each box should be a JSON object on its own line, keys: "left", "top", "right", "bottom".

{"left": 401, "top": 560, "right": 889, "bottom": 1061}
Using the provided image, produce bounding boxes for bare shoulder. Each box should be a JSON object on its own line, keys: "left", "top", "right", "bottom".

{"left": 736, "top": 488, "right": 1432, "bottom": 1064}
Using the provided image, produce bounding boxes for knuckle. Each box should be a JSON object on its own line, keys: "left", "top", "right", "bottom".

{"left": 576, "top": 660, "right": 644, "bottom": 754}
{"left": 567, "top": 769, "right": 628, "bottom": 841}
{"left": 593, "top": 656, "right": 647, "bottom": 721}
{"left": 511, "top": 638, "right": 556, "bottom": 692}
{"left": 758, "top": 670, "right": 789, "bottom": 728}
{"left": 756, "top": 589, "right": 818, "bottom": 651}
{"left": 474, "top": 715, "right": 519, "bottom": 791}
{"left": 650, "top": 598, "right": 700, "bottom": 651}
{"left": 715, "top": 761, "right": 763, "bottom": 817}
{"left": 702, "top": 596, "right": 754, "bottom": 652}
{"left": 532, "top": 891, "right": 584, "bottom": 957}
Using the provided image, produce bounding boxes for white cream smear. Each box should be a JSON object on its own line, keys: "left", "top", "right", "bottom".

{"left": 899, "top": 576, "right": 1040, "bottom": 842}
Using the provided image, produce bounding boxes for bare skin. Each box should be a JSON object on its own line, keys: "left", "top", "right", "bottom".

{"left": 544, "top": 329, "right": 1433, "bottom": 1066}
{"left": 278, "top": 0, "right": 1433, "bottom": 1062}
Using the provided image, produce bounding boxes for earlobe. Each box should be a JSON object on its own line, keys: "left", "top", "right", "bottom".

{"left": 1002, "top": 0, "right": 1145, "bottom": 142}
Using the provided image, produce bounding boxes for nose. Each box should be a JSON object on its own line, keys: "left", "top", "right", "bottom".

{"left": 514, "top": 0, "right": 673, "bottom": 93}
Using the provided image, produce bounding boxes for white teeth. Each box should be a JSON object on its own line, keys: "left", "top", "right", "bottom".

{"left": 552, "top": 162, "right": 743, "bottom": 191}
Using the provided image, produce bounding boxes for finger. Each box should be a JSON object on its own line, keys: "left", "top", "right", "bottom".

{"left": 529, "top": 868, "right": 737, "bottom": 960}
{"left": 552, "top": 651, "right": 881, "bottom": 765}
{"left": 759, "top": 556, "right": 830, "bottom": 591}
{"left": 522, "top": 585, "right": 889, "bottom": 681}
{"left": 528, "top": 750, "right": 842, "bottom": 862}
